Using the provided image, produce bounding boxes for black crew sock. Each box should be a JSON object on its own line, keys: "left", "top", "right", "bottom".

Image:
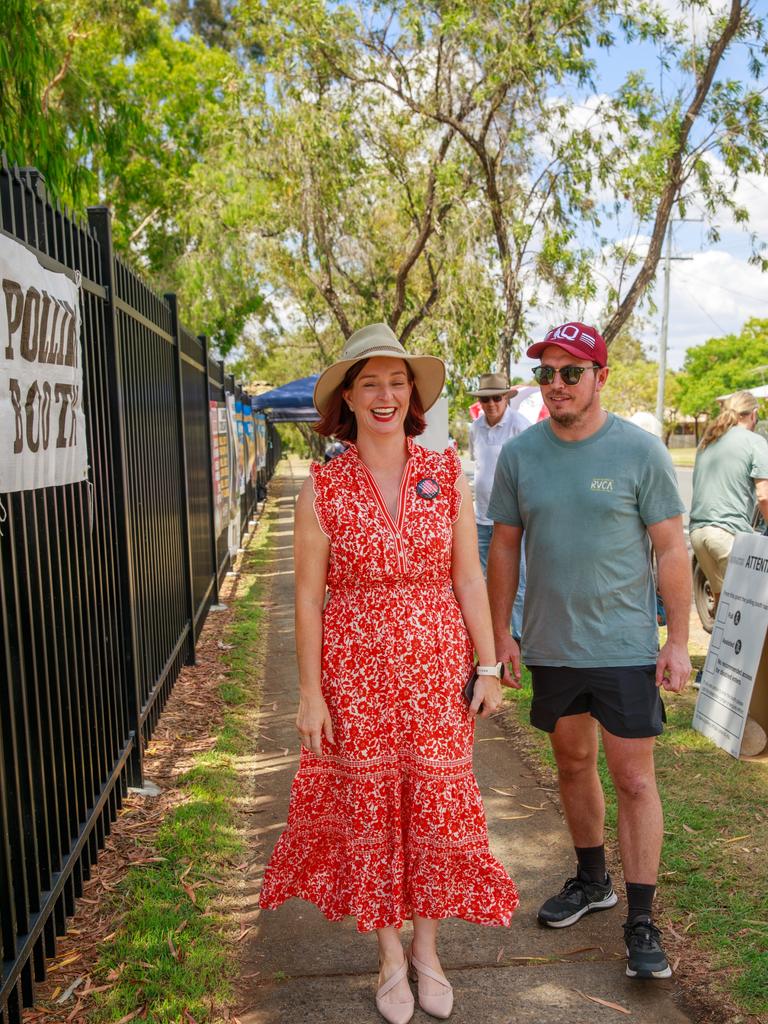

{"left": 625, "top": 882, "right": 656, "bottom": 922}
{"left": 575, "top": 845, "right": 607, "bottom": 884}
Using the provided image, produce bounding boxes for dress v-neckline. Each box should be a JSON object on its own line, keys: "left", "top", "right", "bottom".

{"left": 358, "top": 457, "right": 413, "bottom": 533}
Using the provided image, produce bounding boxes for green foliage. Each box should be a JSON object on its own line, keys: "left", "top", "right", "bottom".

{"left": 677, "top": 319, "right": 768, "bottom": 417}
{"left": 4, "top": 1, "right": 768, "bottom": 382}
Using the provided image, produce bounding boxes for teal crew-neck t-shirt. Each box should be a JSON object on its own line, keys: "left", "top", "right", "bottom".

{"left": 689, "top": 427, "right": 768, "bottom": 536}
{"left": 487, "top": 414, "right": 685, "bottom": 668}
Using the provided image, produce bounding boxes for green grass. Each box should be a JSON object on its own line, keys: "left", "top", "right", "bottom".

{"left": 669, "top": 447, "right": 697, "bottom": 467}
{"left": 504, "top": 669, "right": 768, "bottom": 1016}
{"left": 87, "top": 508, "right": 275, "bottom": 1023}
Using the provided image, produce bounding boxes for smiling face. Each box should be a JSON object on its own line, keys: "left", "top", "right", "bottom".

{"left": 538, "top": 345, "right": 609, "bottom": 434}
{"left": 343, "top": 356, "right": 414, "bottom": 439}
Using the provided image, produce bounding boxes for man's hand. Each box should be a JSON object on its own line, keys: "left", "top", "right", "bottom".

{"left": 495, "top": 634, "right": 522, "bottom": 689}
{"left": 656, "top": 640, "right": 691, "bottom": 693}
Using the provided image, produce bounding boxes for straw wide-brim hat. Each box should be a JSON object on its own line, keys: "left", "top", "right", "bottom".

{"left": 468, "top": 372, "right": 518, "bottom": 399}
{"left": 313, "top": 323, "right": 446, "bottom": 415}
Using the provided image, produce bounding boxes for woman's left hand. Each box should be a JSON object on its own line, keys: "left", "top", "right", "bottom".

{"left": 468, "top": 675, "right": 503, "bottom": 719}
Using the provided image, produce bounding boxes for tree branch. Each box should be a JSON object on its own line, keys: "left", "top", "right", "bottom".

{"left": 601, "top": 0, "right": 744, "bottom": 345}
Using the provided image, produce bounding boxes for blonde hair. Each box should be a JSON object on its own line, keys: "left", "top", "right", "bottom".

{"left": 699, "top": 391, "right": 758, "bottom": 451}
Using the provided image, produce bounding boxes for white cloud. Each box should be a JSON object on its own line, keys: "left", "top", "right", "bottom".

{"left": 509, "top": 247, "right": 768, "bottom": 380}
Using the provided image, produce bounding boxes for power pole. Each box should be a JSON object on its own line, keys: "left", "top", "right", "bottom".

{"left": 656, "top": 223, "right": 672, "bottom": 427}
{"left": 655, "top": 219, "right": 697, "bottom": 433}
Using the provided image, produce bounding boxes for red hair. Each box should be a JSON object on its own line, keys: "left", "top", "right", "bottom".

{"left": 315, "top": 359, "right": 427, "bottom": 440}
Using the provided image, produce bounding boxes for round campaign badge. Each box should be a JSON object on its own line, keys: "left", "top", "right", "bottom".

{"left": 416, "top": 477, "right": 440, "bottom": 500}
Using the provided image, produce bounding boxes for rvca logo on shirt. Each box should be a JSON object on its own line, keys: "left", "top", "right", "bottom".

{"left": 591, "top": 478, "right": 614, "bottom": 492}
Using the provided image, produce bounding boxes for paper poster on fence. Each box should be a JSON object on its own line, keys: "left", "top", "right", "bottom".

{"left": 692, "top": 533, "right": 768, "bottom": 757}
{"left": 0, "top": 234, "right": 88, "bottom": 492}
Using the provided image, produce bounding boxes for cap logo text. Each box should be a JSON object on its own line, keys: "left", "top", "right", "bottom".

{"left": 547, "top": 324, "right": 595, "bottom": 348}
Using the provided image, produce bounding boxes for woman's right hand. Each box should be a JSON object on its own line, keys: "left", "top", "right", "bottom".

{"left": 296, "top": 692, "right": 334, "bottom": 755}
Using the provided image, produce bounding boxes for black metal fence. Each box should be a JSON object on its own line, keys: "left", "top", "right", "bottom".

{"left": 0, "top": 160, "right": 280, "bottom": 1022}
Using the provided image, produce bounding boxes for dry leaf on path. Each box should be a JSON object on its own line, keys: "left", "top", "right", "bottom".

{"left": 499, "top": 813, "right": 534, "bottom": 820}
{"left": 489, "top": 787, "right": 517, "bottom": 797}
{"left": 575, "top": 990, "right": 631, "bottom": 1015}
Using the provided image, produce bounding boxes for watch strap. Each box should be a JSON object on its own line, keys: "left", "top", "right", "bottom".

{"left": 476, "top": 662, "right": 503, "bottom": 679}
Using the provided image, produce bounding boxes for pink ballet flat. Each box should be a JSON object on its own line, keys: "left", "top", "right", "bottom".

{"left": 375, "top": 958, "right": 414, "bottom": 1024}
{"left": 407, "top": 946, "right": 454, "bottom": 1019}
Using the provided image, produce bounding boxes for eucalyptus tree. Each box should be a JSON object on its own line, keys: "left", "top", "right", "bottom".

{"left": 248, "top": 0, "right": 768, "bottom": 372}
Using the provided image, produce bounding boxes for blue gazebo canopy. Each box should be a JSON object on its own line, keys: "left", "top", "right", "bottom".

{"left": 252, "top": 375, "right": 320, "bottom": 422}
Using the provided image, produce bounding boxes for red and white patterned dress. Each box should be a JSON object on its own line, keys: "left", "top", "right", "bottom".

{"left": 259, "top": 439, "right": 519, "bottom": 932}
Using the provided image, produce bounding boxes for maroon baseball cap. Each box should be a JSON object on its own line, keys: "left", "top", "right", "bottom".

{"left": 527, "top": 322, "right": 608, "bottom": 367}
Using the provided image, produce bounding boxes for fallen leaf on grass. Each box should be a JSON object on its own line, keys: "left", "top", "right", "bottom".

{"left": 168, "top": 935, "right": 182, "bottom": 962}
{"left": 682, "top": 824, "right": 698, "bottom": 834}
{"left": 237, "top": 926, "right": 253, "bottom": 942}
{"left": 575, "top": 990, "right": 630, "bottom": 1015}
{"left": 722, "top": 834, "right": 750, "bottom": 844}
{"left": 182, "top": 882, "right": 198, "bottom": 905}
{"left": 115, "top": 1009, "right": 144, "bottom": 1024}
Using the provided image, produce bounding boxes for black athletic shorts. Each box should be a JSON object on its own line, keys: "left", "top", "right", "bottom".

{"left": 529, "top": 664, "right": 666, "bottom": 738}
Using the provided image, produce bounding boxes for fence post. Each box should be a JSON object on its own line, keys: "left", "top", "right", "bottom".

{"left": 200, "top": 335, "right": 219, "bottom": 605}
{"left": 165, "top": 294, "right": 197, "bottom": 666}
{"left": 86, "top": 206, "right": 144, "bottom": 787}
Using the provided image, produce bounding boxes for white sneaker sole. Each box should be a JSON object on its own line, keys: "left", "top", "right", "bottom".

{"left": 626, "top": 962, "right": 673, "bottom": 979}
{"left": 538, "top": 890, "right": 618, "bottom": 928}
{"left": 626, "top": 947, "right": 673, "bottom": 978}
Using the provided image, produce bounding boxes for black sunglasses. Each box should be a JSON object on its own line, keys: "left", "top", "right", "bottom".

{"left": 533, "top": 363, "right": 601, "bottom": 386}
{"left": 478, "top": 394, "right": 506, "bottom": 404}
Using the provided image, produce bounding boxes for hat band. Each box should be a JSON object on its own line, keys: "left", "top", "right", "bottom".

{"left": 342, "top": 342, "right": 411, "bottom": 360}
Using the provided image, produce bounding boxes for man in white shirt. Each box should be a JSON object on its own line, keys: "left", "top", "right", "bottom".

{"left": 469, "top": 372, "right": 530, "bottom": 639}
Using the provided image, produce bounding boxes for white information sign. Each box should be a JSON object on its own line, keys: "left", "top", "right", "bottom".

{"left": 692, "top": 532, "right": 768, "bottom": 757}
{"left": 0, "top": 234, "right": 87, "bottom": 492}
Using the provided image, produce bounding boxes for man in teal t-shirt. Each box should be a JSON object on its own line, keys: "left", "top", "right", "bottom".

{"left": 689, "top": 391, "right": 768, "bottom": 611}
{"left": 487, "top": 322, "right": 691, "bottom": 982}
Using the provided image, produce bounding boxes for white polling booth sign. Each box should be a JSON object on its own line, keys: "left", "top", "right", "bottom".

{"left": 692, "top": 532, "right": 768, "bottom": 759}
{"left": 0, "top": 234, "right": 87, "bottom": 492}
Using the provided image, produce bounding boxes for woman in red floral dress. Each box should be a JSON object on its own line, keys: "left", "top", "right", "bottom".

{"left": 259, "top": 324, "right": 519, "bottom": 1023}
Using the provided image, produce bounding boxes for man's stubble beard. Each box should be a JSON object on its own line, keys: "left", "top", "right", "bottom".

{"left": 546, "top": 385, "right": 597, "bottom": 428}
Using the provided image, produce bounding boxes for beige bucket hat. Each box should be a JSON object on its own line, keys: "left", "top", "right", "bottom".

{"left": 313, "top": 323, "right": 445, "bottom": 415}
{"left": 468, "top": 372, "right": 518, "bottom": 399}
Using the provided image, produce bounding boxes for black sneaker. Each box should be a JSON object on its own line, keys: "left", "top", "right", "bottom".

{"left": 624, "top": 917, "right": 672, "bottom": 979}
{"left": 537, "top": 873, "right": 618, "bottom": 928}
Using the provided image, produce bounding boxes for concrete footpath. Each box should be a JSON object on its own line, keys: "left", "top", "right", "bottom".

{"left": 237, "top": 464, "right": 696, "bottom": 1024}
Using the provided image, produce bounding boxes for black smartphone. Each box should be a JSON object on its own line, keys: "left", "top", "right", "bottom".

{"left": 463, "top": 668, "right": 478, "bottom": 704}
